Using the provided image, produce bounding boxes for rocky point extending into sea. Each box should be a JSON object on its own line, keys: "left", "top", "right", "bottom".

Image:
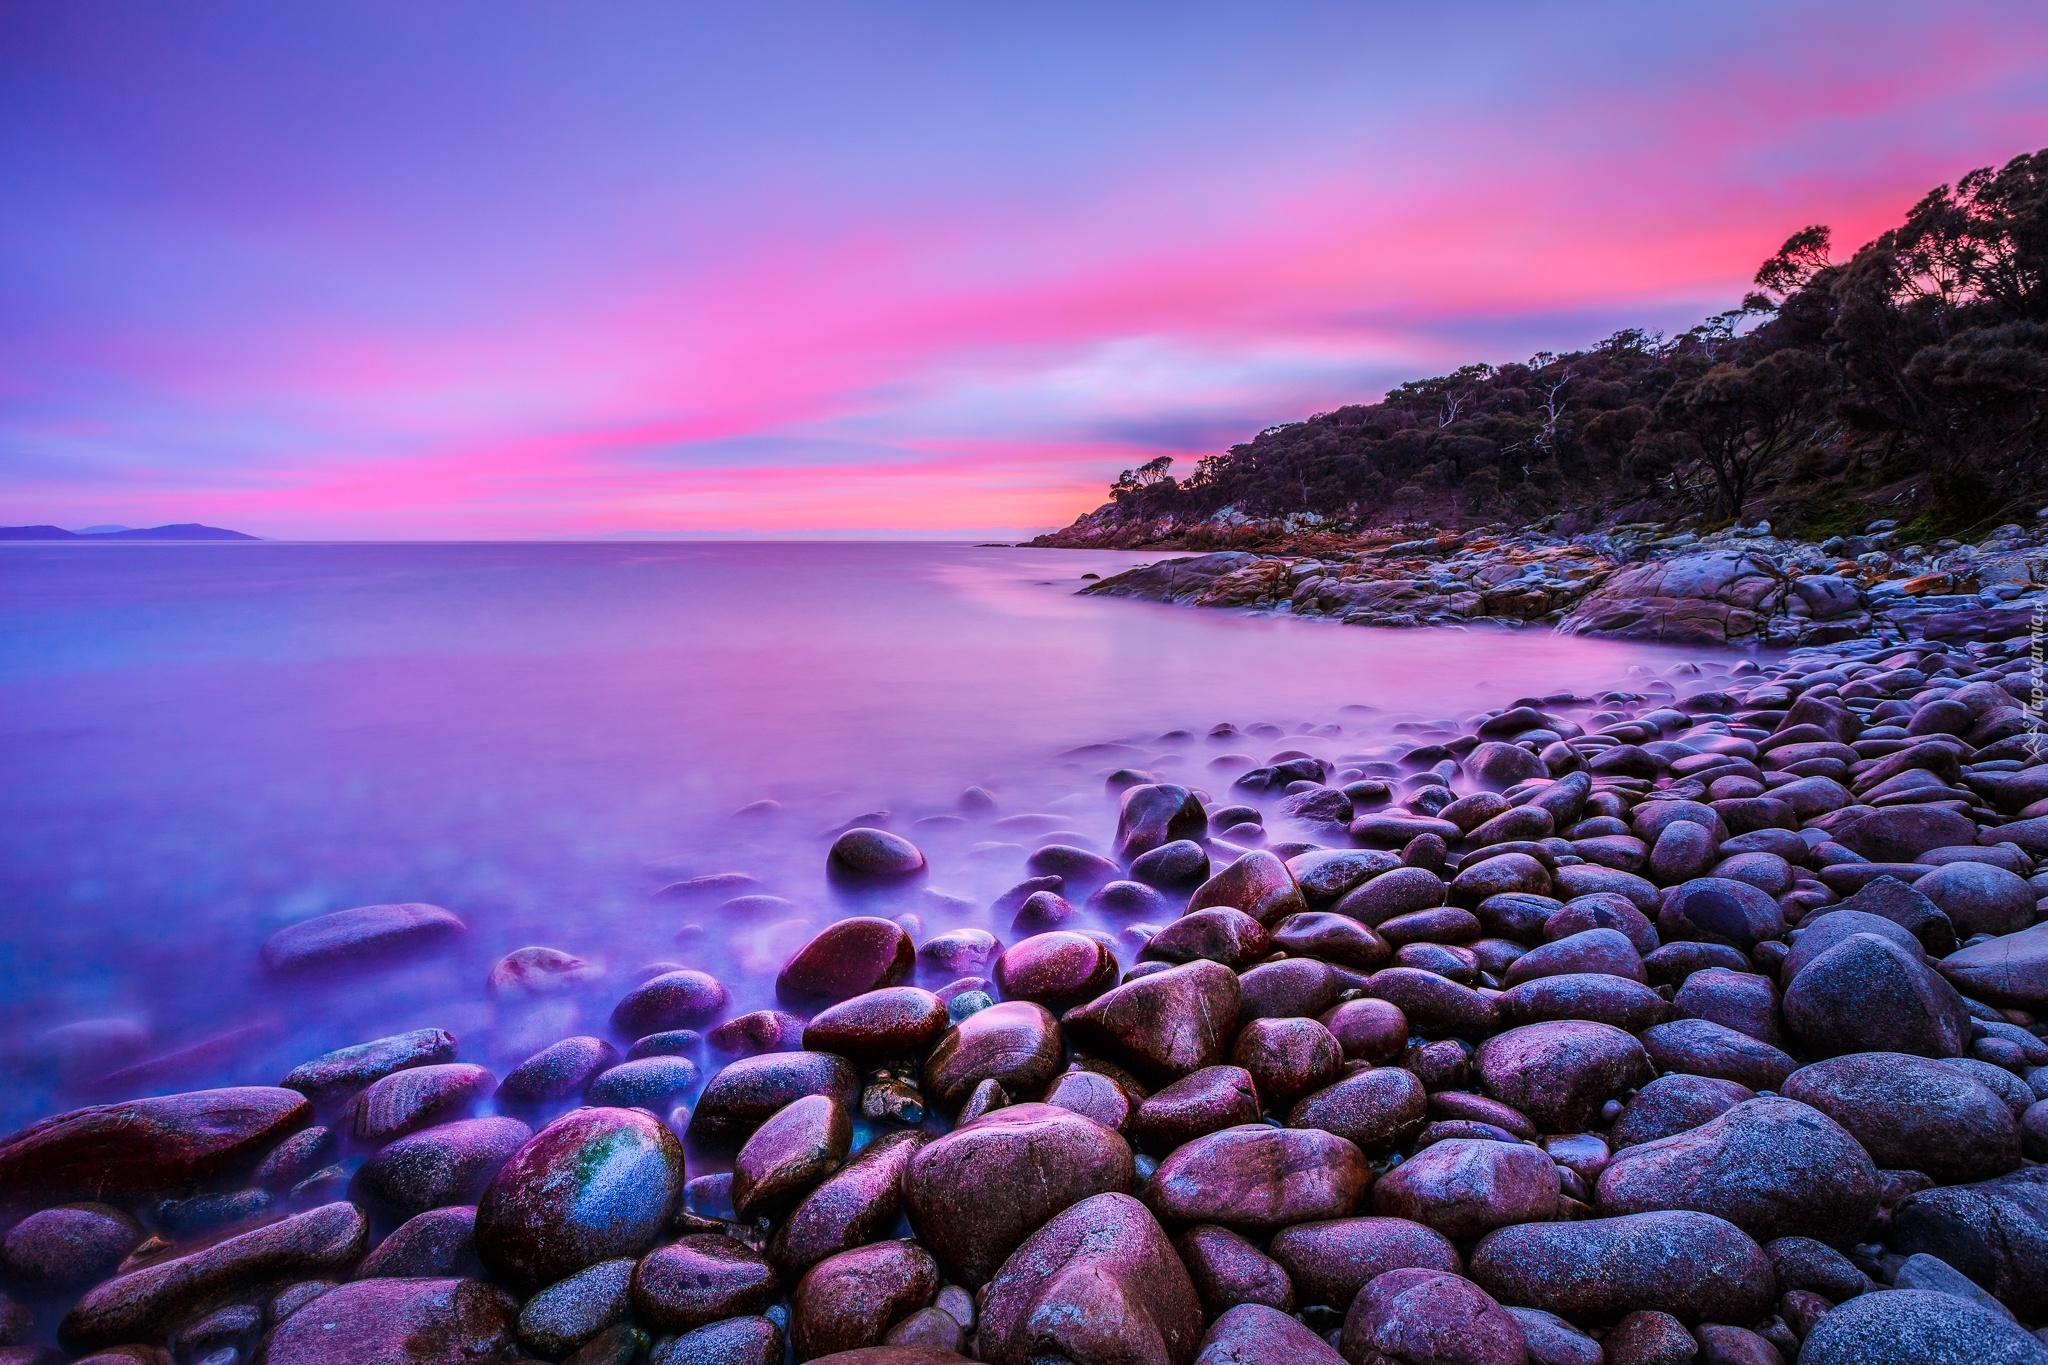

{"left": 3, "top": 558, "right": 2048, "bottom": 1365}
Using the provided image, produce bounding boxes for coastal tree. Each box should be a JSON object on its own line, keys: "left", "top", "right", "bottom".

{"left": 1655, "top": 348, "right": 1833, "bottom": 522}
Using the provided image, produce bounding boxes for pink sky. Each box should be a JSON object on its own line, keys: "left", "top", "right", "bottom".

{"left": 3, "top": 3, "right": 2045, "bottom": 538}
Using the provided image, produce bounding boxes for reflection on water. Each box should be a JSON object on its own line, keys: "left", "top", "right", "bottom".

{"left": 0, "top": 542, "right": 1711, "bottom": 1134}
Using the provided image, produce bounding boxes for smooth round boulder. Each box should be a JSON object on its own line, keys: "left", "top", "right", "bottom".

{"left": 1132, "top": 1066, "right": 1261, "bottom": 1156}
{"left": 708, "top": 1009, "right": 806, "bottom": 1058}
{"left": 1337, "top": 867, "right": 1449, "bottom": 927}
{"left": 1186, "top": 850, "right": 1309, "bottom": 925}
{"left": 792, "top": 1241, "right": 940, "bottom": 1360}
{"left": 777, "top": 918, "right": 917, "bottom": 1004}
{"left": 1502, "top": 1308, "right": 1601, "bottom": 1365}
{"left": 1593, "top": 1096, "right": 1878, "bottom": 1241}
{"left": 1602, "top": 1311, "right": 1696, "bottom": 1365}
{"left": 1177, "top": 1225, "right": 1294, "bottom": 1316}
{"left": 1062, "top": 959, "right": 1242, "bottom": 1087}
{"left": 993, "top": 934, "right": 1119, "bottom": 1013}
{"left": 1470, "top": 1211, "right": 1774, "bottom": 1325}
{"left": 345, "top": 1064, "right": 495, "bottom": 1146}
{"left": 1502, "top": 928, "right": 1644, "bottom": 986}
{"left": 1637, "top": 1018, "right": 1795, "bottom": 1091}
{"left": 1288, "top": 1066, "right": 1428, "bottom": 1150}
{"left": 732, "top": 1094, "right": 852, "bottom": 1222}
{"left": 828, "top": 828, "right": 928, "bottom": 882}
{"left": 1670, "top": 968, "right": 1782, "bottom": 1047}
{"left": 1373, "top": 1138, "right": 1560, "bottom": 1238}
{"left": 1832, "top": 806, "right": 1980, "bottom": 863}
{"left": 474, "top": 1107, "right": 687, "bottom": 1294}
{"left": 1495, "top": 974, "right": 1669, "bottom": 1032}
{"left": 1657, "top": 878, "right": 1784, "bottom": 952}
{"left": 1782, "top": 1051, "right": 2022, "bottom": 1184}
{"left": 902, "top": 1104, "right": 1134, "bottom": 1288}
{"left": 802, "top": 988, "right": 949, "bottom": 1062}
{"left": 688, "top": 1051, "right": 861, "bottom": 1147}
{"left": 1450, "top": 854, "right": 1552, "bottom": 908}
{"left": 631, "top": 1235, "right": 779, "bottom": 1333}
{"left": 255, "top": 1277, "right": 517, "bottom": 1364}
{"left": 1339, "top": 1268, "right": 1528, "bottom": 1365}
{"left": 1, "top": 1204, "right": 140, "bottom": 1289}
{"left": 610, "top": 971, "right": 730, "bottom": 1037}
{"left": 1783, "top": 933, "right": 1971, "bottom": 1059}
{"left": 1116, "top": 784, "right": 1208, "bottom": 863}
{"left": 1610, "top": 1074, "right": 1755, "bottom": 1148}
{"left": 1269, "top": 912, "right": 1390, "bottom": 970}
{"left": 281, "top": 1028, "right": 458, "bottom": 1108}
{"left": 1938, "top": 922, "right": 2048, "bottom": 1009}
{"left": 514, "top": 1257, "right": 634, "bottom": 1357}
{"left": 1143, "top": 906, "right": 1273, "bottom": 971}
{"left": 1362, "top": 968, "right": 1498, "bottom": 1038}
{"left": 1232, "top": 1017, "right": 1343, "bottom": 1108}
{"left": 653, "top": 1317, "right": 788, "bottom": 1365}
{"left": 921, "top": 1002, "right": 1063, "bottom": 1111}
{"left": 351, "top": 1116, "right": 532, "bottom": 1220}
{"left": 1795, "top": 1288, "right": 2048, "bottom": 1365}
{"left": 1265, "top": 1216, "right": 1461, "bottom": 1312}
{"left": 356, "top": 1206, "right": 481, "bottom": 1279}
{"left": 259, "top": 903, "right": 467, "bottom": 974}
{"left": 500, "top": 1037, "right": 620, "bottom": 1104}
{"left": 1131, "top": 839, "right": 1212, "bottom": 892}
{"left": 1142, "top": 1124, "right": 1369, "bottom": 1229}
{"left": 583, "top": 1056, "right": 699, "bottom": 1111}
{"left": 487, "top": 945, "right": 600, "bottom": 999}
{"left": 0, "top": 1087, "right": 311, "bottom": 1206}
{"left": 770, "top": 1130, "right": 928, "bottom": 1278}
{"left": 1915, "top": 862, "right": 2036, "bottom": 938}
{"left": 1194, "top": 1303, "right": 1345, "bottom": 1365}
{"left": 1321, "top": 999, "right": 1410, "bottom": 1063}
{"left": 974, "top": 1192, "right": 1204, "bottom": 1365}
{"left": 1239, "top": 957, "right": 1342, "bottom": 1021}
{"left": 919, "top": 928, "right": 1002, "bottom": 977}
{"left": 1474, "top": 1021, "right": 1652, "bottom": 1132}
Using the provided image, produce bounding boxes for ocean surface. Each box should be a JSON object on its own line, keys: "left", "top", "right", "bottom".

{"left": 0, "top": 541, "right": 1707, "bottom": 1135}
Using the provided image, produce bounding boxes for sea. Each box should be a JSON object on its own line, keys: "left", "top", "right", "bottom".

{"left": 0, "top": 541, "right": 1699, "bottom": 1134}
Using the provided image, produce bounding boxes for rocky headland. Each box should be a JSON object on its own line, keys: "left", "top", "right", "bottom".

{"left": 1071, "top": 515, "right": 2048, "bottom": 650}
{"left": 2, "top": 599, "right": 2048, "bottom": 1364}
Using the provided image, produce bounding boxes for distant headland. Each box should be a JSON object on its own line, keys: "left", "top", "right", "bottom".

{"left": 0, "top": 523, "right": 262, "bottom": 541}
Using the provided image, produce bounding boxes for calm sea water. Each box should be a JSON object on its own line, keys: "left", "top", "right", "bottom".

{"left": 0, "top": 541, "right": 1705, "bottom": 1134}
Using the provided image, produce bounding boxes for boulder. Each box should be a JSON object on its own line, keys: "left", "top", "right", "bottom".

{"left": 1265, "top": 1217, "right": 1461, "bottom": 1312}
{"left": 259, "top": 903, "right": 466, "bottom": 974}
{"left": 1887, "top": 1168, "right": 2048, "bottom": 1320}
{"left": 631, "top": 1235, "right": 779, "bottom": 1333}
{"left": 1657, "top": 878, "right": 1784, "bottom": 952}
{"left": 1610, "top": 1074, "right": 1755, "bottom": 1148}
{"left": 1142, "top": 1124, "right": 1369, "bottom": 1230}
{"left": 1338, "top": 1268, "right": 1529, "bottom": 1365}
{"left": 1783, "top": 1052, "right": 2021, "bottom": 1185}
{"left": 1176, "top": 1225, "right": 1294, "bottom": 1316}
{"left": 1832, "top": 806, "right": 1982, "bottom": 863}
{"left": 0, "top": 1087, "right": 310, "bottom": 1206}
{"left": 732, "top": 1094, "right": 851, "bottom": 1222}
{"left": 922, "top": 1002, "right": 1063, "bottom": 1111}
{"left": 610, "top": 970, "right": 731, "bottom": 1035}
{"left": 828, "top": 829, "right": 928, "bottom": 882}
{"left": 474, "top": 1108, "right": 686, "bottom": 1294}
{"left": 515, "top": 1258, "right": 634, "bottom": 1358}
{"left": 1193, "top": 1303, "right": 1345, "bottom": 1365}
{"left": 1143, "top": 908, "right": 1272, "bottom": 971}
{"left": 1495, "top": 973, "right": 1669, "bottom": 1032}
{"left": 1132, "top": 1066, "right": 1262, "bottom": 1155}
{"left": 350, "top": 1116, "right": 531, "bottom": 1220}
{"left": 1288, "top": 1066, "right": 1428, "bottom": 1150}
{"left": 255, "top": 1277, "right": 518, "bottom": 1365}
{"left": 1186, "top": 851, "right": 1308, "bottom": 926}
{"left": 771, "top": 1130, "right": 928, "bottom": 1277}
{"left": 792, "top": 1241, "right": 940, "bottom": 1360}
{"left": 1469, "top": 1211, "right": 1775, "bottom": 1324}
{"left": 975, "top": 1193, "right": 1203, "bottom": 1365}
{"left": 1783, "top": 934, "right": 1971, "bottom": 1059}
{"left": 1794, "top": 1288, "right": 2048, "bottom": 1365}
{"left": 902, "top": 1104, "right": 1133, "bottom": 1287}
{"left": 345, "top": 1064, "right": 495, "bottom": 1145}
{"left": 1915, "top": 862, "right": 2036, "bottom": 938}
{"left": 1473, "top": 1021, "right": 1652, "bottom": 1132}
{"left": 777, "top": 918, "right": 917, "bottom": 1004}
{"left": 1637, "top": 1019, "right": 1795, "bottom": 1091}
{"left": 1117, "top": 785, "right": 1209, "bottom": 863}
{"left": 1594, "top": 1096, "right": 1879, "bottom": 1241}
{"left": 1373, "top": 1138, "right": 1560, "bottom": 1238}
{"left": 1062, "top": 960, "right": 1242, "bottom": 1087}
{"left": 689, "top": 1052, "right": 862, "bottom": 1146}
{"left": 1939, "top": 922, "right": 2048, "bottom": 1010}
{"left": 357, "top": 1206, "right": 480, "bottom": 1279}
{"left": 282, "top": 1029, "right": 458, "bottom": 1107}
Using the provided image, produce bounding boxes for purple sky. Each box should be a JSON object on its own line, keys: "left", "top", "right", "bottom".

{"left": 3, "top": 2, "right": 2045, "bottom": 537}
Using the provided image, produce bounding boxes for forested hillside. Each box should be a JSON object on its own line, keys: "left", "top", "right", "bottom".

{"left": 1037, "top": 147, "right": 2048, "bottom": 548}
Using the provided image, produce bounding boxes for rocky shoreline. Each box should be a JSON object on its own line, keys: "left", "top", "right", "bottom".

{"left": 2, "top": 615, "right": 2048, "bottom": 1364}
{"left": 1076, "top": 517, "right": 2048, "bottom": 650}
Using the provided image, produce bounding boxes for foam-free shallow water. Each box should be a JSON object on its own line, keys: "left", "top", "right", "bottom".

{"left": 0, "top": 541, "right": 1708, "bottom": 1134}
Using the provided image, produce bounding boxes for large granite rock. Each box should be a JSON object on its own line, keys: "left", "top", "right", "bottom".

{"left": 260, "top": 903, "right": 466, "bottom": 973}
{"left": 0, "top": 1087, "right": 310, "bottom": 1206}
{"left": 257, "top": 1277, "right": 519, "bottom": 1365}
{"left": 1469, "top": 1211, "right": 1774, "bottom": 1324}
{"left": 1782, "top": 1052, "right": 2021, "bottom": 1185}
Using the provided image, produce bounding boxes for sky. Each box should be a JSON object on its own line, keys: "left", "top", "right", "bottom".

{"left": 2, "top": 3, "right": 2045, "bottom": 539}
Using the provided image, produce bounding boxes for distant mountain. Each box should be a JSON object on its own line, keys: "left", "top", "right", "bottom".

{"left": 73, "top": 524, "right": 134, "bottom": 534}
{"left": 0, "top": 523, "right": 262, "bottom": 541}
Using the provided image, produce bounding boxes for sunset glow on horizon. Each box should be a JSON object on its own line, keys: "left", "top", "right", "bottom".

{"left": 4, "top": 2, "right": 2045, "bottom": 539}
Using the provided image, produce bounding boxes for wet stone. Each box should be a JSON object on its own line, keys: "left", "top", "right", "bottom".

{"left": 355, "top": 1206, "right": 480, "bottom": 1279}
{"left": 1176, "top": 1224, "right": 1294, "bottom": 1315}
{"left": 1373, "top": 1137, "right": 1561, "bottom": 1238}
{"left": 628, "top": 1029, "right": 703, "bottom": 1060}
{"left": 1, "top": 1204, "right": 141, "bottom": 1289}
{"left": 1340, "top": 1268, "right": 1528, "bottom": 1365}
{"left": 0, "top": 1086, "right": 311, "bottom": 1207}
{"left": 1142, "top": 907, "right": 1272, "bottom": 971}
{"left": 1671, "top": 967, "right": 1782, "bottom": 1047}
{"left": 1782, "top": 1050, "right": 2021, "bottom": 1184}
{"left": 1320, "top": 998, "right": 1410, "bottom": 1063}
{"left": 903, "top": 1103, "right": 1134, "bottom": 1287}
{"left": 1269, "top": 912, "right": 1390, "bottom": 969}
{"left": 1610, "top": 1074, "right": 1755, "bottom": 1148}
{"left": 259, "top": 903, "right": 467, "bottom": 975}
{"left": 1783, "top": 932, "right": 1971, "bottom": 1059}
{"left": 350, "top": 1115, "right": 532, "bottom": 1221}
{"left": 1470, "top": 1210, "right": 1776, "bottom": 1326}
{"left": 974, "top": 1192, "right": 1203, "bottom": 1365}
{"left": 1496, "top": 972, "right": 1670, "bottom": 1032}
{"left": 346, "top": 1063, "right": 494, "bottom": 1145}
{"left": 282, "top": 1030, "right": 458, "bottom": 1108}
{"left": 1043, "top": 1069, "right": 1136, "bottom": 1131}
{"left": 1337, "top": 867, "right": 1450, "bottom": 927}
{"left": 647, "top": 1316, "right": 783, "bottom": 1365}
{"left": 918, "top": 928, "right": 1002, "bottom": 977}
{"left": 1131, "top": 839, "right": 1212, "bottom": 891}
{"left": 828, "top": 828, "right": 928, "bottom": 882}
{"left": 500, "top": 1036, "right": 619, "bottom": 1104}
{"left": 1186, "top": 850, "right": 1309, "bottom": 925}
{"left": 1638, "top": 1018, "right": 1795, "bottom": 1091}
{"left": 1238, "top": 957, "right": 1342, "bottom": 1021}
{"left": 1795, "top": 1288, "right": 2048, "bottom": 1365}
{"left": 1009, "top": 889, "right": 1077, "bottom": 933}
{"left": 1194, "top": 1303, "right": 1344, "bottom": 1365}
{"left": 733, "top": 1093, "right": 852, "bottom": 1222}
{"left": 516, "top": 1257, "right": 635, "bottom": 1358}
{"left": 612, "top": 970, "right": 732, "bottom": 1036}
{"left": 922, "top": 1001, "right": 1064, "bottom": 1111}
{"left": 631, "top": 1235, "right": 780, "bottom": 1334}
{"left": 777, "top": 918, "right": 918, "bottom": 1004}
{"left": 256, "top": 1277, "right": 518, "bottom": 1365}
{"left": 254, "top": 1125, "right": 337, "bottom": 1188}
{"left": 708, "top": 1009, "right": 808, "bottom": 1057}
{"left": 1063, "top": 959, "right": 1242, "bottom": 1087}
{"left": 770, "top": 1130, "right": 929, "bottom": 1277}
{"left": 474, "top": 1107, "right": 687, "bottom": 1294}
{"left": 992, "top": 933, "right": 1118, "bottom": 1013}
{"left": 688, "top": 1051, "right": 861, "bottom": 1146}
{"left": 487, "top": 945, "right": 601, "bottom": 998}
{"left": 1233, "top": 1016, "right": 1343, "bottom": 1108}
{"left": 1603, "top": 1310, "right": 1696, "bottom": 1365}
{"left": 1474, "top": 1020, "right": 1653, "bottom": 1132}
{"left": 1115, "top": 784, "right": 1208, "bottom": 862}
{"left": 1142, "top": 1123, "right": 1370, "bottom": 1229}
{"left": 584, "top": 1055, "right": 702, "bottom": 1110}
{"left": 791, "top": 1240, "right": 940, "bottom": 1360}
{"left": 1132, "top": 1065, "right": 1261, "bottom": 1155}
